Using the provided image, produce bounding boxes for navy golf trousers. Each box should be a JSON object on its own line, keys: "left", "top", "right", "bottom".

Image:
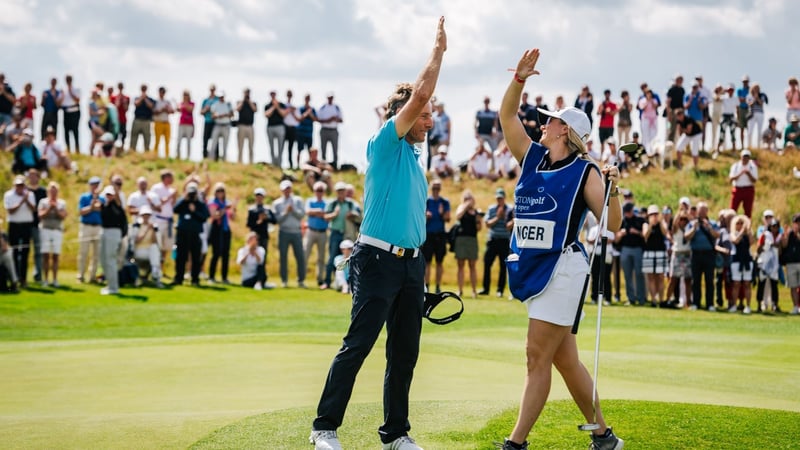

{"left": 313, "top": 241, "right": 424, "bottom": 444}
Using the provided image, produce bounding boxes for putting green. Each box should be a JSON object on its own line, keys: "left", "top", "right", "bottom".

{"left": 191, "top": 400, "right": 800, "bottom": 449}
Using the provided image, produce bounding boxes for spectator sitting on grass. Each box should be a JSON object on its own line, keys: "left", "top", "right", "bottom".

{"left": 467, "top": 141, "right": 498, "bottom": 181}
{"left": 332, "top": 239, "right": 354, "bottom": 294}
{"left": 301, "top": 147, "right": 333, "bottom": 193}
{"left": 494, "top": 139, "right": 520, "bottom": 179}
{"left": 430, "top": 145, "right": 456, "bottom": 179}
{"left": 237, "top": 232, "right": 267, "bottom": 290}
{"left": 8, "top": 128, "right": 46, "bottom": 174}
{"left": 762, "top": 117, "right": 781, "bottom": 153}
{"left": 784, "top": 114, "right": 800, "bottom": 149}
{"left": 40, "top": 125, "right": 72, "bottom": 172}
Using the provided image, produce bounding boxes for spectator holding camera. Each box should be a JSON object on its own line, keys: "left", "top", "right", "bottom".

{"left": 132, "top": 205, "right": 162, "bottom": 288}
{"left": 237, "top": 232, "right": 267, "bottom": 290}
{"left": 172, "top": 182, "right": 210, "bottom": 286}
{"left": 99, "top": 184, "right": 127, "bottom": 295}
{"left": 454, "top": 189, "right": 482, "bottom": 299}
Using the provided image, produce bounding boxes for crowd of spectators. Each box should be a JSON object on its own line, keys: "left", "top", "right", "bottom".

{"left": 1, "top": 71, "right": 799, "bottom": 313}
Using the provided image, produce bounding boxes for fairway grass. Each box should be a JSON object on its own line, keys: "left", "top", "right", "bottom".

{"left": 1, "top": 283, "right": 800, "bottom": 449}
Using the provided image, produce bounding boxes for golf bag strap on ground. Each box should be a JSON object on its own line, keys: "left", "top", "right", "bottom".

{"left": 423, "top": 291, "right": 464, "bottom": 325}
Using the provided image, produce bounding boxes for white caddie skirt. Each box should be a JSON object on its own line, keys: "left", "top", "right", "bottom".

{"left": 525, "top": 248, "right": 589, "bottom": 326}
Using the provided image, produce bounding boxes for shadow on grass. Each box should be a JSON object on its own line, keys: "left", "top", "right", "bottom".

{"left": 114, "top": 293, "right": 148, "bottom": 302}
{"left": 23, "top": 286, "right": 56, "bottom": 295}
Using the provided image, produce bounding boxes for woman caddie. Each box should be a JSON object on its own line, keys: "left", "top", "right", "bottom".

{"left": 497, "top": 48, "right": 624, "bottom": 450}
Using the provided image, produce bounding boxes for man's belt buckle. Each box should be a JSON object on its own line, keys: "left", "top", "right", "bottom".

{"left": 396, "top": 247, "right": 405, "bottom": 257}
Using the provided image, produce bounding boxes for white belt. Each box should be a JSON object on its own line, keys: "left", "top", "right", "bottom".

{"left": 358, "top": 234, "right": 419, "bottom": 258}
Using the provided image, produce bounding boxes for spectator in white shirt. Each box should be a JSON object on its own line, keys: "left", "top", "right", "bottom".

{"left": 467, "top": 141, "right": 498, "bottom": 180}
{"left": 127, "top": 176, "right": 162, "bottom": 220}
{"left": 238, "top": 232, "right": 267, "bottom": 290}
{"left": 729, "top": 149, "right": 758, "bottom": 218}
{"left": 209, "top": 91, "right": 233, "bottom": 161}
{"left": 40, "top": 126, "right": 71, "bottom": 172}
{"left": 4, "top": 175, "right": 37, "bottom": 287}
{"left": 37, "top": 181, "right": 67, "bottom": 287}
{"left": 317, "top": 92, "right": 343, "bottom": 169}
{"left": 150, "top": 169, "right": 177, "bottom": 263}
{"left": 430, "top": 145, "right": 456, "bottom": 179}
{"left": 494, "top": 140, "right": 520, "bottom": 179}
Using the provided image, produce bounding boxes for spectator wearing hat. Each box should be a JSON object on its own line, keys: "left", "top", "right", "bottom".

{"left": 422, "top": 179, "right": 451, "bottom": 294}
{"left": 8, "top": 128, "right": 46, "bottom": 174}
{"left": 729, "top": 149, "right": 758, "bottom": 218}
{"left": 476, "top": 96, "right": 500, "bottom": 150}
{"left": 4, "top": 175, "right": 37, "bottom": 287}
{"left": 237, "top": 232, "right": 267, "bottom": 290}
{"left": 130, "top": 84, "right": 155, "bottom": 152}
{"left": 781, "top": 213, "right": 800, "bottom": 315}
{"left": 207, "top": 182, "right": 236, "bottom": 284}
{"left": 332, "top": 239, "right": 354, "bottom": 294}
{"left": 302, "top": 147, "right": 334, "bottom": 193}
{"left": 150, "top": 170, "right": 177, "bottom": 264}
{"left": 172, "top": 182, "right": 210, "bottom": 286}
{"left": 494, "top": 139, "right": 520, "bottom": 179}
{"left": 685, "top": 202, "right": 720, "bottom": 311}
{"left": 317, "top": 92, "right": 343, "bottom": 170}
{"left": 100, "top": 184, "right": 127, "bottom": 295}
{"left": 674, "top": 108, "right": 703, "bottom": 169}
{"left": 467, "top": 142, "right": 498, "bottom": 181}
{"left": 272, "top": 180, "right": 306, "bottom": 288}
{"left": 430, "top": 145, "right": 456, "bottom": 179}
{"left": 785, "top": 114, "right": 800, "bottom": 149}
{"left": 323, "top": 181, "right": 360, "bottom": 288}
{"left": 40, "top": 126, "right": 71, "bottom": 172}
{"left": 77, "top": 177, "right": 104, "bottom": 283}
{"left": 264, "top": 90, "right": 287, "bottom": 168}
{"left": 131, "top": 204, "right": 162, "bottom": 287}
{"left": 247, "top": 187, "right": 276, "bottom": 277}
{"left": 478, "top": 187, "right": 512, "bottom": 297}
{"left": 235, "top": 88, "right": 257, "bottom": 164}
{"left": 304, "top": 181, "right": 329, "bottom": 288}
{"left": 209, "top": 91, "right": 233, "bottom": 161}
{"left": 757, "top": 217, "right": 782, "bottom": 312}
{"left": 616, "top": 201, "right": 646, "bottom": 305}
{"left": 37, "top": 181, "right": 66, "bottom": 287}
{"left": 199, "top": 85, "right": 218, "bottom": 159}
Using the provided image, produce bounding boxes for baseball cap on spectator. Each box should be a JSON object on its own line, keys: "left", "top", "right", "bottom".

{"left": 537, "top": 106, "right": 592, "bottom": 143}
{"left": 679, "top": 196, "right": 691, "bottom": 207}
{"left": 186, "top": 182, "right": 199, "bottom": 193}
{"left": 742, "top": 74, "right": 750, "bottom": 82}
{"left": 13, "top": 175, "right": 25, "bottom": 185}
{"left": 727, "top": 83, "right": 735, "bottom": 91}
{"left": 741, "top": 149, "right": 752, "bottom": 158}
{"left": 22, "top": 128, "right": 34, "bottom": 137}
{"left": 495, "top": 188, "right": 506, "bottom": 198}
{"left": 279, "top": 180, "right": 293, "bottom": 191}
{"left": 101, "top": 185, "right": 116, "bottom": 196}
{"left": 790, "top": 114, "right": 800, "bottom": 123}
{"left": 763, "top": 209, "right": 774, "bottom": 218}
{"left": 100, "top": 132, "right": 114, "bottom": 143}
{"left": 793, "top": 213, "right": 800, "bottom": 223}
{"left": 647, "top": 204, "right": 659, "bottom": 215}
{"left": 88, "top": 176, "right": 102, "bottom": 185}
{"left": 622, "top": 189, "right": 633, "bottom": 199}
{"left": 326, "top": 91, "right": 334, "bottom": 98}
{"left": 253, "top": 187, "right": 266, "bottom": 196}
{"left": 623, "top": 202, "right": 635, "bottom": 213}
{"left": 662, "top": 206, "right": 672, "bottom": 215}
{"left": 340, "top": 239, "right": 354, "bottom": 250}
{"left": 606, "top": 137, "right": 616, "bottom": 146}
{"left": 45, "top": 126, "right": 56, "bottom": 135}
{"left": 334, "top": 181, "right": 347, "bottom": 191}
{"left": 437, "top": 145, "right": 449, "bottom": 154}
{"left": 769, "top": 218, "right": 780, "bottom": 227}
{"left": 312, "top": 181, "right": 327, "bottom": 192}
{"left": 139, "top": 205, "right": 153, "bottom": 216}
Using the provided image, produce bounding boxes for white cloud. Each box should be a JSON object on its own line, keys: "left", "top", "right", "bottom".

{"left": 127, "top": 0, "right": 225, "bottom": 27}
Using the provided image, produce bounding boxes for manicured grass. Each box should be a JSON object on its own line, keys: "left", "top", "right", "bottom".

{"left": 1, "top": 283, "right": 800, "bottom": 448}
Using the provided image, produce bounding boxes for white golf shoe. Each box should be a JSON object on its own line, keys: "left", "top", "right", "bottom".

{"left": 382, "top": 435, "right": 423, "bottom": 450}
{"left": 309, "top": 430, "right": 343, "bottom": 450}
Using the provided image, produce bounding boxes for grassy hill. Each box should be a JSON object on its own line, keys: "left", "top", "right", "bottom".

{"left": 1, "top": 146, "right": 798, "bottom": 284}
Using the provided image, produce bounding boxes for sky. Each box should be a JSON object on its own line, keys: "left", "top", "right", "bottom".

{"left": 3, "top": 0, "right": 798, "bottom": 168}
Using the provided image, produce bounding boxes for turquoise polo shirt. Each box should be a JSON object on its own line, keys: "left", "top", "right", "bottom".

{"left": 359, "top": 117, "right": 427, "bottom": 248}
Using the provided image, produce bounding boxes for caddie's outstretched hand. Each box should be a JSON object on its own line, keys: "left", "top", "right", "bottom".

{"left": 515, "top": 48, "right": 541, "bottom": 80}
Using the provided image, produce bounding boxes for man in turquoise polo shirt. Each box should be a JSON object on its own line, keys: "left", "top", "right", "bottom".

{"left": 310, "top": 17, "right": 447, "bottom": 450}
